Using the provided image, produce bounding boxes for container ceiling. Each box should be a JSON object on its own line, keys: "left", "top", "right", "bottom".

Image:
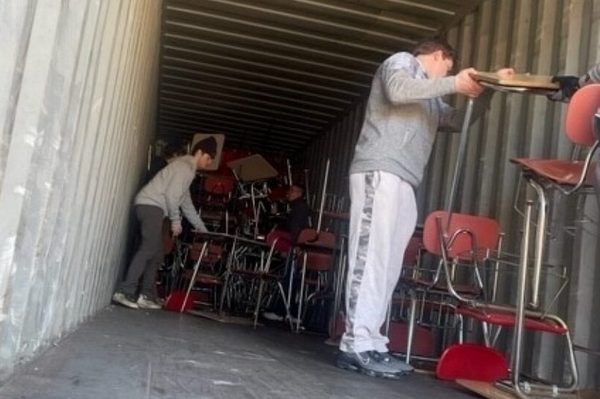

{"left": 158, "top": 0, "right": 482, "bottom": 155}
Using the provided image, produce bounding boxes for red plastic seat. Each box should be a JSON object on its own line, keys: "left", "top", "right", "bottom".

{"left": 456, "top": 305, "right": 568, "bottom": 335}
{"left": 437, "top": 344, "right": 509, "bottom": 382}
{"left": 511, "top": 159, "right": 596, "bottom": 186}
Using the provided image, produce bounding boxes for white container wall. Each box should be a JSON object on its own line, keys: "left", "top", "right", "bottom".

{"left": 303, "top": 0, "right": 600, "bottom": 389}
{"left": 0, "top": 0, "right": 161, "bottom": 380}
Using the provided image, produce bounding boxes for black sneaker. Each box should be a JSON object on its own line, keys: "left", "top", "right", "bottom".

{"left": 371, "top": 351, "right": 414, "bottom": 374}
{"left": 336, "top": 351, "right": 408, "bottom": 379}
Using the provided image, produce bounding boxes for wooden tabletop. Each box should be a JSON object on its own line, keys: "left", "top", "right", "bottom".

{"left": 471, "top": 72, "right": 559, "bottom": 90}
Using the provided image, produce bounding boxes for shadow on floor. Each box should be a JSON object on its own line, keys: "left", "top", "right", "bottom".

{"left": 0, "top": 306, "right": 479, "bottom": 399}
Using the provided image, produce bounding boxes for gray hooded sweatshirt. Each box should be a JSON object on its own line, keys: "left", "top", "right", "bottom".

{"left": 350, "top": 52, "right": 492, "bottom": 187}
{"left": 135, "top": 155, "right": 208, "bottom": 232}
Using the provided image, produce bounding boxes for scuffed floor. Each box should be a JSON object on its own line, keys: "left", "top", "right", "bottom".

{"left": 0, "top": 307, "right": 478, "bottom": 399}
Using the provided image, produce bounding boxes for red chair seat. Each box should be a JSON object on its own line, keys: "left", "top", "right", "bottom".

{"left": 437, "top": 344, "right": 509, "bottom": 382}
{"left": 511, "top": 158, "right": 595, "bottom": 186}
{"left": 456, "top": 305, "right": 568, "bottom": 335}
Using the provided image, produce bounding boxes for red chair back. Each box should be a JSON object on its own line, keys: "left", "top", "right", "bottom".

{"left": 423, "top": 211, "right": 499, "bottom": 261}
{"left": 304, "top": 252, "right": 333, "bottom": 271}
{"left": 565, "top": 83, "right": 600, "bottom": 146}
{"left": 436, "top": 344, "right": 509, "bottom": 382}
{"left": 189, "top": 242, "right": 223, "bottom": 265}
{"left": 204, "top": 175, "right": 235, "bottom": 195}
{"left": 297, "top": 229, "right": 336, "bottom": 272}
{"left": 266, "top": 229, "right": 293, "bottom": 254}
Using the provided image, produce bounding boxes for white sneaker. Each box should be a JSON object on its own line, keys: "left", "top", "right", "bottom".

{"left": 137, "top": 295, "right": 162, "bottom": 310}
{"left": 112, "top": 292, "right": 139, "bottom": 309}
{"left": 262, "top": 312, "right": 284, "bottom": 321}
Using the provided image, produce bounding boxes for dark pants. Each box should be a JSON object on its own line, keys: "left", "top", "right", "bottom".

{"left": 595, "top": 163, "right": 600, "bottom": 211}
{"left": 119, "top": 205, "right": 164, "bottom": 297}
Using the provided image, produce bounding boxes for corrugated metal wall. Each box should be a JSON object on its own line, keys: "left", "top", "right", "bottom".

{"left": 0, "top": 0, "right": 161, "bottom": 380}
{"left": 304, "top": 0, "right": 600, "bottom": 389}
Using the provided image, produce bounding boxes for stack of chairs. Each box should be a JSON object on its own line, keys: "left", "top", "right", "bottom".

{"left": 400, "top": 84, "right": 600, "bottom": 397}
{"left": 201, "top": 175, "right": 235, "bottom": 233}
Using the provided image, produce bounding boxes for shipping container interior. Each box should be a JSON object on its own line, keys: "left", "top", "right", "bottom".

{"left": 1, "top": 0, "right": 600, "bottom": 397}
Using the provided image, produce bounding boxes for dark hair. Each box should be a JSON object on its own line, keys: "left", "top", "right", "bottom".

{"left": 412, "top": 39, "right": 456, "bottom": 63}
{"left": 191, "top": 136, "right": 217, "bottom": 158}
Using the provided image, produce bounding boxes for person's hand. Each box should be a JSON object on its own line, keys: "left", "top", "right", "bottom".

{"left": 495, "top": 68, "right": 515, "bottom": 79}
{"left": 548, "top": 75, "right": 580, "bottom": 102}
{"left": 171, "top": 221, "right": 183, "bottom": 237}
{"left": 192, "top": 226, "right": 208, "bottom": 234}
{"left": 455, "top": 68, "right": 485, "bottom": 98}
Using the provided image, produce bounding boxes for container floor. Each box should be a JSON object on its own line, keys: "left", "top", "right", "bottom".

{"left": 0, "top": 306, "right": 479, "bottom": 399}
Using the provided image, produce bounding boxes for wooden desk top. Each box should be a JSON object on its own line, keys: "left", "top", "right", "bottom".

{"left": 471, "top": 72, "right": 559, "bottom": 91}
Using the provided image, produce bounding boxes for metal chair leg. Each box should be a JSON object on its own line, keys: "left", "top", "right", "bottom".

{"left": 181, "top": 242, "right": 208, "bottom": 313}
{"left": 277, "top": 281, "right": 294, "bottom": 331}
{"left": 296, "top": 252, "right": 308, "bottom": 332}
{"left": 253, "top": 279, "right": 265, "bottom": 329}
{"left": 384, "top": 299, "right": 392, "bottom": 336}
{"left": 405, "top": 290, "right": 418, "bottom": 364}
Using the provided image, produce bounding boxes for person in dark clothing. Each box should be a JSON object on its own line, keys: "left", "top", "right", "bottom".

{"left": 284, "top": 184, "right": 311, "bottom": 242}
{"left": 548, "top": 63, "right": 600, "bottom": 102}
{"left": 262, "top": 184, "right": 311, "bottom": 322}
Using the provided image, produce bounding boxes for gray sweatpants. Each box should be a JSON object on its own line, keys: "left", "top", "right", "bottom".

{"left": 340, "top": 171, "right": 417, "bottom": 353}
{"left": 119, "top": 205, "right": 165, "bottom": 298}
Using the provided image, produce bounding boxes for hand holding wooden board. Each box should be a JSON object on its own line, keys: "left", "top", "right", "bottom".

{"left": 471, "top": 72, "right": 559, "bottom": 91}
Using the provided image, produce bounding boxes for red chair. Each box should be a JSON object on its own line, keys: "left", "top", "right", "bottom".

{"left": 399, "top": 212, "right": 501, "bottom": 365}
{"left": 424, "top": 210, "right": 577, "bottom": 394}
{"left": 511, "top": 84, "right": 600, "bottom": 310}
{"left": 512, "top": 84, "right": 600, "bottom": 194}
{"left": 179, "top": 237, "right": 225, "bottom": 312}
{"left": 295, "top": 228, "right": 336, "bottom": 332}
{"left": 201, "top": 174, "right": 236, "bottom": 233}
{"left": 422, "top": 211, "right": 500, "bottom": 303}
{"left": 250, "top": 232, "right": 294, "bottom": 329}
{"left": 490, "top": 84, "right": 600, "bottom": 396}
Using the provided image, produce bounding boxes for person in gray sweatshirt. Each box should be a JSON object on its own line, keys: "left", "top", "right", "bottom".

{"left": 112, "top": 136, "right": 217, "bottom": 310}
{"left": 336, "top": 39, "right": 513, "bottom": 378}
